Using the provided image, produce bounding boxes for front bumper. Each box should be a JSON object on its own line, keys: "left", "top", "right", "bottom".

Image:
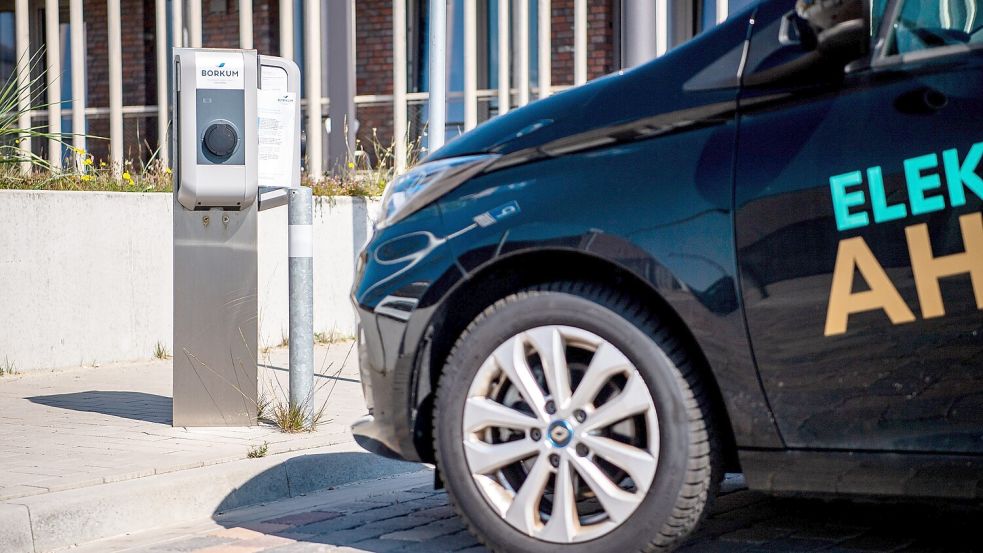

{"left": 350, "top": 304, "right": 424, "bottom": 462}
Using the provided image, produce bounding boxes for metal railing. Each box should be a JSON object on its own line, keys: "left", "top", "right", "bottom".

{"left": 16, "top": 0, "right": 727, "bottom": 176}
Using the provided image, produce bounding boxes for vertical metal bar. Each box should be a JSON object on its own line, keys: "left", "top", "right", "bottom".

{"left": 45, "top": 0, "right": 62, "bottom": 168}
{"left": 327, "top": 0, "right": 356, "bottom": 171}
{"left": 574, "top": 0, "right": 586, "bottom": 85}
{"left": 108, "top": 0, "right": 123, "bottom": 173}
{"left": 656, "top": 0, "right": 668, "bottom": 56}
{"left": 716, "top": 0, "right": 728, "bottom": 23}
{"left": 623, "top": 0, "right": 659, "bottom": 67}
{"left": 393, "top": 0, "right": 407, "bottom": 172}
{"left": 427, "top": 0, "right": 446, "bottom": 151}
{"left": 537, "top": 0, "right": 550, "bottom": 99}
{"left": 304, "top": 0, "right": 322, "bottom": 176}
{"left": 188, "top": 0, "right": 202, "bottom": 47}
{"left": 15, "top": 0, "right": 29, "bottom": 172}
{"left": 288, "top": 187, "right": 314, "bottom": 424}
{"left": 463, "top": 0, "right": 477, "bottom": 130}
{"left": 240, "top": 0, "right": 253, "bottom": 48}
{"left": 515, "top": 0, "right": 529, "bottom": 106}
{"left": 172, "top": 0, "right": 184, "bottom": 48}
{"left": 155, "top": 0, "right": 168, "bottom": 165}
{"left": 497, "top": 0, "right": 509, "bottom": 115}
{"left": 279, "top": 0, "right": 292, "bottom": 58}
{"left": 70, "top": 0, "right": 85, "bottom": 156}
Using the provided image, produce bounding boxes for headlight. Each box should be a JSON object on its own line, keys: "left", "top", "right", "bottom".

{"left": 378, "top": 154, "right": 499, "bottom": 228}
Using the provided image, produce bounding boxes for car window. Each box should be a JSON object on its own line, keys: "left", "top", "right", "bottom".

{"left": 889, "top": 0, "right": 983, "bottom": 54}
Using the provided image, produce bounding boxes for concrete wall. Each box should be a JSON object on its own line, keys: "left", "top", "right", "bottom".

{"left": 0, "top": 191, "right": 377, "bottom": 373}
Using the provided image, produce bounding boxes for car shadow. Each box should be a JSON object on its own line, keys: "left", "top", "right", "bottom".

{"left": 197, "top": 465, "right": 982, "bottom": 553}
{"left": 26, "top": 390, "right": 173, "bottom": 424}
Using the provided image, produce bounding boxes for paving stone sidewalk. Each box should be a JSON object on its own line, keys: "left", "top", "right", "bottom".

{"left": 0, "top": 342, "right": 365, "bottom": 501}
{"left": 72, "top": 471, "right": 981, "bottom": 553}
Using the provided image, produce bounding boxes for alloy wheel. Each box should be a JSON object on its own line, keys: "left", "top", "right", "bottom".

{"left": 461, "top": 325, "right": 660, "bottom": 543}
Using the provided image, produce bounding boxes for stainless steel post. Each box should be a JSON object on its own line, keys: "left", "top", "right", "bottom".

{"left": 288, "top": 187, "right": 314, "bottom": 420}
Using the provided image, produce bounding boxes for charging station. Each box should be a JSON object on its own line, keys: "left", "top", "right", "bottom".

{"left": 172, "top": 48, "right": 303, "bottom": 427}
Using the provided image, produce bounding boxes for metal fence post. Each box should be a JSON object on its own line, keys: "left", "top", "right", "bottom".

{"left": 288, "top": 187, "right": 314, "bottom": 421}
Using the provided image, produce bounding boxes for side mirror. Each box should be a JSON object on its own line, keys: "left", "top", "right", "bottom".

{"left": 745, "top": 0, "right": 869, "bottom": 87}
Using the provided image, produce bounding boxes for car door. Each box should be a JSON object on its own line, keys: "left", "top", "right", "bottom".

{"left": 735, "top": 0, "right": 983, "bottom": 453}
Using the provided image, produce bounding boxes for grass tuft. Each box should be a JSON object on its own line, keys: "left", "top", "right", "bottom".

{"left": 247, "top": 442, "right": 269, "bottom": 458}
{"left": 314, "top": 329, "right": 355, "bottom": 345}
{"left": 153, "top": 341, "right": 171, "bottom": 360}
{"left": 0, "top": 356, "right": 16, "bottom": 376}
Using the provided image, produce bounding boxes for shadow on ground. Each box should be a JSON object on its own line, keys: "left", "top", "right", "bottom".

{"left": 27, "top": 391, "right": 172, "bottom": 424}
{"left": 191, "top": 462, "right": 983, "bottom": 553}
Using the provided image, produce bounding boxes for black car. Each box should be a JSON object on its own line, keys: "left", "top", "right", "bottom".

{"left": 351, "top": 0, "right": 983, "bottom": 550}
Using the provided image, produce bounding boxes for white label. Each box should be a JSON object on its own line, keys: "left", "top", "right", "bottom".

{"left": 195, "top": 51, "right": 244, "bottom": 90}
{"left": 288, "top": 224, "right": 313, "bottom": 258}
{"left": 257, "top": 90, "right": 297, "bottom": 188}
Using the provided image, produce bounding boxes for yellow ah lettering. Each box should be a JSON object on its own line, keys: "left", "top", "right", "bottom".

{"left": 824, "top": 212, "right": 983, "bottom": 336}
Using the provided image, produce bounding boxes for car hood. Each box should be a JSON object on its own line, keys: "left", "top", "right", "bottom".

{"left": 428, "top": 4, "right": 756, "bottom": 164}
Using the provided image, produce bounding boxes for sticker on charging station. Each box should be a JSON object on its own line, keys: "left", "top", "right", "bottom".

{"left": 196, "top": 51, "right": 244, "bottom": 89}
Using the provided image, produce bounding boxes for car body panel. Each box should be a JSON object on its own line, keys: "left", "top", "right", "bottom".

{"left": 735, "top": 0, "right": 983, "bottom": 453}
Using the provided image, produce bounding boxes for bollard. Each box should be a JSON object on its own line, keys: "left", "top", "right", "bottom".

{"left": 288, "top": 187, "right": 314, "bottom": 423}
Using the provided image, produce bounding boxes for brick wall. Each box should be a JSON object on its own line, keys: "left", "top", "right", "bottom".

{"left": 354, "top": 0, "right": 395, "bottom": 155}
{"left": 551, "top": 0, "right": 617, "bottom": 86}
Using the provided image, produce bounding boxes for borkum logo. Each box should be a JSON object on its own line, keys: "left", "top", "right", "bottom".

{"left": 202, "top": 62, "right": 238, "bottom": 78}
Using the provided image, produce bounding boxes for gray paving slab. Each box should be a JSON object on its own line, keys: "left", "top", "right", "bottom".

{"left": 0, "top": 343, "right": 361, "bottom": 502}
{"left": 0, "top": 342, "right": 431, "bottom": 552}
{"left": 69, "top": 470, "right": 983, "bottom": 553}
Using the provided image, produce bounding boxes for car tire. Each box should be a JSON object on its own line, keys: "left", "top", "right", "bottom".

{"left": 434, "top": 282, "right": 721, "bottom": 553}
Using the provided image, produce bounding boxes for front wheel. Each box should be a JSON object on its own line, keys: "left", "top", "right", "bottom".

{"left": 434, "top": 283, "right": 721, "bottom": 552}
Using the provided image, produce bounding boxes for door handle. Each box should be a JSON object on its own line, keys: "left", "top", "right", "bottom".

{"left": 895, "top": 87, "right": 949, "bottom": 114}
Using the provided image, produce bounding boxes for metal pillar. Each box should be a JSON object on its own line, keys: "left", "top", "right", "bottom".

{"left": 188, "top": 0, "right": 202, "bottom": 47}
{"left": 107, "top": 0, "right": 124, "bottom": 173}
{"left": 515, "top": 0, "right": 529, "bottom": 106}
{"left": 573, "top": 0, "right": 587, "bottom": 84}
{"left": 239, "top": 0, "right": 253, "bottom": 49}
{"left": 327, "top": 0, "right": 356, "bottom": 171}
{"left": 622, "top": 0, "right": 660, "bottom": 68}
{"left": 497, "top": 0, "right": 510, "bottom": 115}
{"left": 155, "top": 0, "right": 168, "bottom": 164}
{"left": 279, "top": 0, "right": 293, "bottom": 58}
{"left": 288, "top": 187, "right": 314, "bottom": 420}
{"left": 393, "top": 0, "right": 408, "bottom": 172}
{"left": 304, "top": 0, "right": 323, "bottom": 176}
{"left": 70, "top": 0, "right": 86, "bottom": 159}
{"left": 463, "top": 0, "right": 477, "bottom": 130}
{"left": 537, "top": 0, "right": 551, "bottom": 100}
{"left": 44, "top": 0, "right": 62, "bottom": 169}
{"left": 427, "top": 0, "right": 446, "bottom": 152}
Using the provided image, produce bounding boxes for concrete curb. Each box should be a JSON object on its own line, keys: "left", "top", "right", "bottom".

{"left": 0, "top": 442, "right": 423, "bottom": 553}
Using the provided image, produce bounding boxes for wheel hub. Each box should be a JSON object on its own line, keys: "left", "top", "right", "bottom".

{"left": 546, "top": 420, "right": 574, "bottom": 448}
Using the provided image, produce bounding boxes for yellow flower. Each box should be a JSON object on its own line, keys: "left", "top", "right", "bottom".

{"left": 165, "top": 167, "right": 172, "bottom": 174}
{"left": 81, "top": 175, "right": 92, "bottom": 182}
{"left": 74, "top": 147, "right": 85, "bottom": 155}
{"left": 347, "top": 162, "right": 355, "bottom": 169}
{"left": 83, "top": 158, "right": 93, "bottom": 166}
{"left": 122, "top": 171, "right": 132, "bottom": 182}
{"left": 99, "top": 161, "right": 106, "bottom": 167}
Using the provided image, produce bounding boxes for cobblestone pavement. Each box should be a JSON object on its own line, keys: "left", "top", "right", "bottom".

{"left": 0, "top": 342, "right": 363, "bottom": 501}
{"left": 77, "top": 471, "right": 980, "bottom": 553}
